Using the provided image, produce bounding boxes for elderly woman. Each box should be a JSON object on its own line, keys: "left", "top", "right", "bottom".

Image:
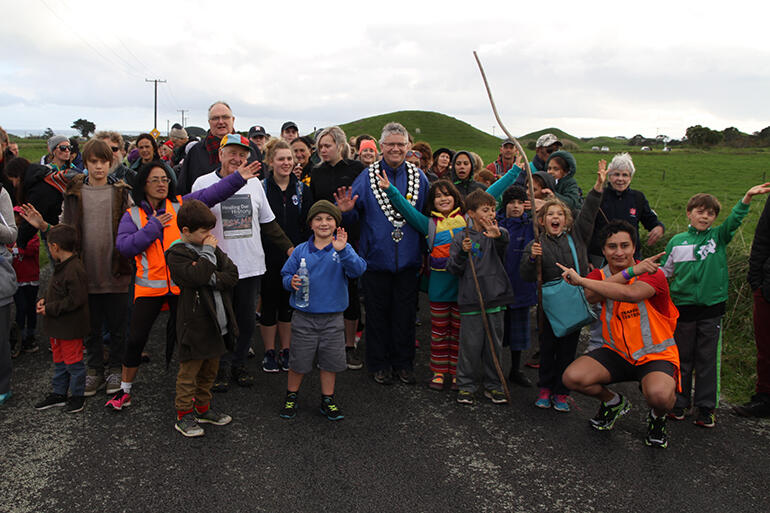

{"left": 308, "top": 126, "right": 366, "bottom": 369}
{"left": 587, "top": 153, "right": 664, "bottom": 268}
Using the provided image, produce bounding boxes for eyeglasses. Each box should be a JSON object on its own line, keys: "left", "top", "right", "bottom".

{"left": 146, "top": 177, "right": 171, "bottom": 185}
{"left": 406, "top": 150, "right": 422, "bottom": 159}
{"left": 111, "top": 146, "right": 120, "bottom": 152}
{"left": 56, "top": 145, "right": 72, "bottom": 152}
{"left": 382, "top": 142, "right": 407, "bottom": 149}
{"left": 209, "top": 115, "right": 233, "bottom": 122}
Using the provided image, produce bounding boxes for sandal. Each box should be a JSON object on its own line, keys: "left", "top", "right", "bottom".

{"left": 429, "top": 373, "right": 445, "bottom": 390}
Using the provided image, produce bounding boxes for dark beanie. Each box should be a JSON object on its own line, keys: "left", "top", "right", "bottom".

{"left": 307, "top": 200, "right": 341, "bottom": 226}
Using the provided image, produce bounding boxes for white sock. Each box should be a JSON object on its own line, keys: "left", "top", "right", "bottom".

{"left": 605, "top": 392, "right": 620, "bottom": 406}
{"left": 121, "top": 381, "right": 132, "bottom": 394}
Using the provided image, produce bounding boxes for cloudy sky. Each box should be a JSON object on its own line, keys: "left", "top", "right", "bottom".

{"left": 1, "top": 1, "right": 767, "bottom": 140}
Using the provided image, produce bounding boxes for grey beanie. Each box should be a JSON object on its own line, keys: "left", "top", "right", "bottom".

{"left": 170, "top": 127, "right": 188, "bottom": 139}
{"left": 47, "top": 135, "right": 69, "bottom": 152}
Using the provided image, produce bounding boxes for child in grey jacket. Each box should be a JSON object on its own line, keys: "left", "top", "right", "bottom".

{"left": 447, "top": 190, "right": 515, "bottom": 405}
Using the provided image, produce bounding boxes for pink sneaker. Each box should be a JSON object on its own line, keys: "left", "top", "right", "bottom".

{"left": 105, "top": 390, "right": 132, "bottom": 411}
{"left": 535, "top": 388, "right": 551, "bottom": 408}
{"left": 552, "top": 394, "right": 571, "bottom": 412}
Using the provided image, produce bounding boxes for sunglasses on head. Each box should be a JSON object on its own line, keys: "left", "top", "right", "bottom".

{"left": 111, "top": 146, "right": 120, "bottom": 152}
{"left": 56, "top": 145, "right": 72, "bottom": 152}
{"left": 406, "top": 150, "right": 422, "bottom": 159}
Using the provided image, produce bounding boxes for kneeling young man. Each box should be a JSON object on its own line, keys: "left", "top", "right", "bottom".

{"left": 559, "top": 220, "right": 680, "bottom": 448}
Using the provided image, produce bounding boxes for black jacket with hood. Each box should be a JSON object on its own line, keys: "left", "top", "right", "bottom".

{"left": 450, "top": 150, "right": 485, "bottom": 198}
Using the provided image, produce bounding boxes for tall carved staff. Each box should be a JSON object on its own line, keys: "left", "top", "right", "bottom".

{"left": 473, "top": 50, "right": 544, "bottom": 348}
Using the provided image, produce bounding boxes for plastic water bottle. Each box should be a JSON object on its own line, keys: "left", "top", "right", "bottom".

{"left": 295, "top": 258, "right": 310, "bottom": 308}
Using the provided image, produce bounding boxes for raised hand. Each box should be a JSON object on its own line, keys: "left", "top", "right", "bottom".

{"left": 479, "top": 217, "right": 501, "bottom": 239}
{"left": 594, "top": 159, "right": 608, "bottom": 192}
{"left": 376, "top": 170, "right": 391, "bottom": 190}
{"left": 332, "top": 227, "right": 348, "bottom": 251}
{"left": 744, "top": 182, "right": 770, "bottom": 203}
{"left": 632, "top": 251, "right": 665, "bottom": 276}
{"left": 556, "top": 262, "right": 582, "bottom": 286}
{"left": 19, "top": 203, "right": 46, "bottom": 230}
{"left": 237, "top": 160, "right": 263, "bottom": 180}
{"left": 333, "top": 186, "right": 358, "bottom": 213}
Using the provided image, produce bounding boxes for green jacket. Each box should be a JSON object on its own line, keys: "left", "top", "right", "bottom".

{"left": 661, "top": 200, "right": 749, "bottom": 306}
{"left": 546, "top": 150, "right": 583, "bottom": 212}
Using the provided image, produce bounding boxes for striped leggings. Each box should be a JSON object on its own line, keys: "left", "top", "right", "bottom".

{"left": 430, "top": 301, "right": 460, "bottom": 375}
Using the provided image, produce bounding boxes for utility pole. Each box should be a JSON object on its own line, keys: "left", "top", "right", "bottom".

{"left": 177, "top": 109, "right": 189, "bottom": 127}
{"left": 145, "top": 78, "right": 166, "bottom": 129}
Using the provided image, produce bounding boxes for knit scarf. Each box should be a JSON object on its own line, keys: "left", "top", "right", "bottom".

{"left": 204, "top": 131, "right": 222, "bottom": 165}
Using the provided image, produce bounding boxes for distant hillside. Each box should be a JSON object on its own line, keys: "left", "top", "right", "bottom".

{"left": 339, "top": 110, "right": 504, "bottom": 163}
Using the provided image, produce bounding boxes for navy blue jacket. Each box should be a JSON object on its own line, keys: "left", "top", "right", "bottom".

{"left": 588, "top": 186, "right": 664, "bottom": 259}
{"left": 344, "top": 160, "right": 429, "bottom": 272}
{"left": 497, "top": 211, "right": 537, "bottom": 308}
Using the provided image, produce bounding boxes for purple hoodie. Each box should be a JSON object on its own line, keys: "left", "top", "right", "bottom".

{"left": 116, "top": 171, "right": 247, "bottom": 258}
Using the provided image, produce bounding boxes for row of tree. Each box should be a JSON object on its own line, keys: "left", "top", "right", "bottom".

{"left": 685, "top": 125, "right": 770, "bottom": 148}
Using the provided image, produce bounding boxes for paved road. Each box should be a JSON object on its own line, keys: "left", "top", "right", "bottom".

{"left": 2, "top": 294, "right": 769, "bottom": 513}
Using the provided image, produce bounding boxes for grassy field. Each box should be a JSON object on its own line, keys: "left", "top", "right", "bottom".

{"left": 12, "top": 116, "right": 769, "bottom": 403}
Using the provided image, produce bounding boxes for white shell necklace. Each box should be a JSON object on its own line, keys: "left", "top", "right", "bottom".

{"left": 368, "top": 160, "right": 420, "bottom": 243}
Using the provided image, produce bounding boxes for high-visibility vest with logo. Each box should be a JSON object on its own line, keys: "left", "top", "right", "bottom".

{"left": 127, "top": 197, "right": 182, "bottom": 299}
{"left": 599, "top": 266, "right": 680, "bottom": 368}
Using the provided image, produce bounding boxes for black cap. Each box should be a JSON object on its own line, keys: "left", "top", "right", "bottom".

{"left": 281, "top": 121, "right": 298, "bottom": 133}
{"left": 248, "top": 125, "right": 267, "bottom": 138}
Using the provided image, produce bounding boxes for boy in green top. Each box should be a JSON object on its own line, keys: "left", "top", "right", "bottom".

{"left": 661, "top": 183, "right": 770, "bottom": 427}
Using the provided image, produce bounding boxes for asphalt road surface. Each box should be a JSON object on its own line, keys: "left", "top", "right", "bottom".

{"left": 2, "top": 293, "right": 769, "bottom": 513}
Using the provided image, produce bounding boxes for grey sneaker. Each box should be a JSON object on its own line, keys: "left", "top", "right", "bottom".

{"left": 194, "top": 408, "right": 232, "bottom": 426}
{"left": 175, "top": 413, "right": 204, "bottom": 437}
{"left": 105, "top": 372, "right": 121, "bottom": 395}
{"left": 84, "top": 371, "right": 105, "bottom": 397}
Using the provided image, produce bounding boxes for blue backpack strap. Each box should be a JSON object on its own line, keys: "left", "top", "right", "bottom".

{"left": 567, "top": 234, "right": 581, "bottom": 275}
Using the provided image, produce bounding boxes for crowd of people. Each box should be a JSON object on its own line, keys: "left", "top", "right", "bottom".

{"left": 1, "top": 102, "right": 769, "bottom": 448}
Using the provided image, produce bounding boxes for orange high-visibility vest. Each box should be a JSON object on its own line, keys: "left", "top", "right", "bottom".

{"left": 127, "top": 197, "right": 182, "bottom": 299}
{"left": 599, "top": 266, "right": 680, "bottom": 369}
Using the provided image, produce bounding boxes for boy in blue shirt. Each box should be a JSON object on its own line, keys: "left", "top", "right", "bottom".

{"left": 280, "top": 200, "right": 366, "bottom": 420}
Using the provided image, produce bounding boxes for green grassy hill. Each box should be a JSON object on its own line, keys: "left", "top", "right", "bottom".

{"left": 339, "top": 110, "right": 504, "bottom": 163}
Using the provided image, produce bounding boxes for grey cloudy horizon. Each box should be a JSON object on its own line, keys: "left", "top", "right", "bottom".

{"left": 2, "top": 0, "right": 768, "bottom": 141}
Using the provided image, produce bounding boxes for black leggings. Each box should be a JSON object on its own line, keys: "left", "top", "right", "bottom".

{"left": 260, "top": 268, "right": 292, "bottom": 326}
{"left": 123, "top": 295, "right": 178, "bottom": 368}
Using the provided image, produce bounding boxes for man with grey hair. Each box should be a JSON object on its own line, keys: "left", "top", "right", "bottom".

{"left": 335, "top": 122, "right": 430, "bottom": 384}
{"left": 177, "top": 101, "right": 258, "bottom": 194}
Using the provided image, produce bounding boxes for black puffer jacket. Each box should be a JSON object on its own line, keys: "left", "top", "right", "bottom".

{"left": 749, "top": 197, "right": 770, "bottom": 300}
{"left": 18, "top": 164, "right": 65, "bottom": 249}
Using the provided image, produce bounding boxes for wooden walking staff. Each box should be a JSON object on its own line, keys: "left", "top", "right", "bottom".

{"left": 463, "top": 226, "right": 511, "bottom": 404}
{"left": 473, "top": 50, "right": 544, "bottom": 329}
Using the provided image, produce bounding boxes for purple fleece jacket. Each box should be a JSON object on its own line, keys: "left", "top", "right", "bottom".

{"left": 116, "top": 171, "right": 247, "bottom": 258}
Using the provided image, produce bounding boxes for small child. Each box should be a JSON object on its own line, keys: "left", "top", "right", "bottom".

{"left": 33, "top": 224, "right": 90, "bottom": 414}
{"left": 279, "top": 200, "right": 366, "bottom": 420}
{"left": 10, "top": 206, "right": 40, "bottom": 356}
{"left": 497, "top": 186, "right": 537, "bottom": 386}
{"left": 662, "top": 183, "right": 770, "bottom": 427}
{"left": 544, "top": 150, "right": 583, "bottom": 213}
{"left": 520, "top": 162, "right": 607, "bottom": 412}
{"left": 165, "top": 199, "right": 238, "bottom": 437}
{"left": 446, "top": 190, "right": 515, "bottom": 405}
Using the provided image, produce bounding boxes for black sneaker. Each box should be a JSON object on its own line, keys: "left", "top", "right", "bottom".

{"left": 694, "top": 407, "right": 716, "bottom": 428}
{"left": 278, "top": 349, "right": 290, "bottom": 372}
{"left": 396, "top": 369, "right": 416, "bottom": 385}
{"left": 732, "top": 395, "right": 770, "bottom": 418}
{"left": 373, "top": 369, "right": 393, "bottom": 385}
{"left": 212, "top": 366, "right": 230, "bottom": 393}
{"left": 508, "top": 368, "right": 533, "bottom": 387}
{"left": 345, "top": 346, "right": 363, "bottom": 370}
{"left": 22, "top": 335, "right": 39, "bottom": 354}
{"left": 232, "top": 365, "right": 255, "bottom": 387}
{"left": 35, "top": 393, "right": 67, "bottom": 410}
{"left": 644, "top": 411, "right": 669, "bottom": 449}
{"left": 280, "top": 392, "right": 298, "bottom": 419}
{"left": 262, "top": 350, "right": 279, "bottom": 373}
{"left": 667, "top": 407, "right": 686, "bottom": 421}
{"left": 64, "top": 396, "right": 85, "bottom": 414}
{"left": 175, "top": 412, "right": 204, "bottom": 437}
{"left": 320, "top": 395, "right": 344, "bottom": 421}
{"left": 590, "top": 395, "right": 631, "bottom": 430}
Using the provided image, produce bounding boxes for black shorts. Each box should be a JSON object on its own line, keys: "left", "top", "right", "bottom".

{"left": 587, "top": 347, "right": 676, "bottom": 384}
